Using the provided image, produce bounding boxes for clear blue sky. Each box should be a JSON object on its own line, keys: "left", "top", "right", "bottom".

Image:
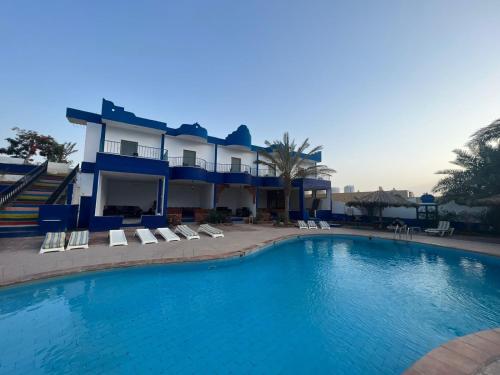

{"left": 1, "top": 0, "right": 500, "bottom": 195}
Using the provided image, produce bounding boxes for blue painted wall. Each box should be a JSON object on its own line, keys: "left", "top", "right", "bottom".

{"left": 38, "top": 205, "right": 78, "bottom": 234}
{"left": 0, "top": 163, "right": 37, "bottom": 174}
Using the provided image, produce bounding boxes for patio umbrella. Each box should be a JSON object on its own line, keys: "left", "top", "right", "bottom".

{"left": 346, "top": 187, "right": 416, "bottom": 227}
{"left": 474, "top": 194, "right": 500, "bottom": 206}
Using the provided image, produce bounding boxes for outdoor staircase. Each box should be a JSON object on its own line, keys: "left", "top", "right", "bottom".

{"left": 0, "top": 173, "right": 68, "bottom": 237}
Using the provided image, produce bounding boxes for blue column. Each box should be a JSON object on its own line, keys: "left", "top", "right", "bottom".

{"left": 156, "top": 179, "right": 163, "bottom": 214}
{"left": 66, "top": 183, "right": 74, "bottom": 205}
{"left": 163, "top": 176, "right": 169, "bottom": 217}
{"left": 299, "top": 184, "right": 306, "bottom": 220}
{"left": 213, "top": 144, "right": 218, "bottom": 208}
{"left": 160, "top": 134, "right": 165, "bottom": 160}
{"left": 99, "top": 124, "right": 106, "bottom": 152}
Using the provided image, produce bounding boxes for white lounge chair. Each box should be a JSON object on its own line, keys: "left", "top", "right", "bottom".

{"left": 297, "top": 220, "right": 308, "bottom": 229}
{"left": 109, "top": 230, "right": 128, "bottom": 247}
{"left": 66, "top": 230, "right": 89, "bottom": 250}
{"left": 425, "top": 221, "right": 452, "bottom": 237}
{"left": 134, "top": 228, "right": 158, "bottom": 245}
{"left": 198, "top": 224, "right": 224, "bottom": 238}
{"left": 155, "top": 227, "right": 181, "bottom": 242}
{"left": 40, "top": 232, "right": 66, "bottom": 254}
{"left": 307, "top": 220, "right": 318, "bottom": 229}
{"left": 319, "top": 221, "right": 331, "bottom": 230}
{"left": 175, "top": 225, "right": 200, "bottom": 240}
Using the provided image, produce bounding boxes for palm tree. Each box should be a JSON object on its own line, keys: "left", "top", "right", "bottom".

{"left": 469, "top": 118, "right": 500, "bottom": 146}
{"left": 256, "top": 132, "right": 335, "bottom": 224}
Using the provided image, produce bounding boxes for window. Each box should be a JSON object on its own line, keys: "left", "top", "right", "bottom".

{"left": 231, "top": 157, "right": 241, "bottom": 172}
{"left": 304, "top": 190, "right": 313, "bottom": 199}
{"left": 120, "top": 140, "right": 138, "bottom": 156}
{"left": 183, "top": 150, "right": 196, "bottom": 167}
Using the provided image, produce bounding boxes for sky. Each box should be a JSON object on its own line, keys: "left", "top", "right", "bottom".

{"left": 1, "top": 0, "right": 500, "bottom": 195}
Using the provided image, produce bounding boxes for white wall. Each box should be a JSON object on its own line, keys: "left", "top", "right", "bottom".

{"left": 0, "top": 174, "right": 22, "bottom": 182}
{"left": 217, "top": 146, "right": 256, "bottom": 169}
{"left": 0, "top": 156, "right": 25, "bottom": 164}
{"left": 83, "top": 122, "right": 102, "bottom": 163}
{"left": 47, "top": 162, "right": 71, "bottom": 175}
{"left": 105, "top": 124, "right": 162, "bottom": 149}
{"left": 78, "top": 173, "right": 94, "bottom": 197}
{"left": 164, "top": 136, "right": 215, "bottom": 163}
{"left": 168, "top": 183, "right": 213, "bottom": 209}
{"left": 95, "top": 173, "right": 106, "bottom": 216}
{"left": 217, "top": 187, "right": 255, "bottom": 214}
{"left": 105, "top": 179, "right": 157, "bottom": 211}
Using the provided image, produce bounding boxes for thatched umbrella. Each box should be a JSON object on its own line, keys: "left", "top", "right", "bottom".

{"left": 474, "top": 194, "right": 500, "bottom": 206}
{"left": 346, "top": 187, "right": 416, "bottom": 227}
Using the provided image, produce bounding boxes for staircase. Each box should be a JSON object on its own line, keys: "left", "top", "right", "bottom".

{"left": 0, "top": 173, "right": 68, "bottom": 237}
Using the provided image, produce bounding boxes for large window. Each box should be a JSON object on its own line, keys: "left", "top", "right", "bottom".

{"left": 183, "top": 150, "right": 196, "bottom": 167}
{"left": 231, "top": 157, "right": 241, "bottom": 172}
{"left": 120, "top": 140, "right": 138, "bottom": 156}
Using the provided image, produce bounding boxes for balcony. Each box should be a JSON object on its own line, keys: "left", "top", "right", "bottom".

{"left": 167, "top": 156, "right": 215, "bottom": 172}
{"left": 104, "top": 140, "right": 165, "bottom": 160}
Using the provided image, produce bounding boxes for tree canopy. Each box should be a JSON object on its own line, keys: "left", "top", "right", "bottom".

{"left": 433, "top": 119, "right": 500, "bottom": 205}
{"left": 0, "top": 127, "right": 77, "bottom": 164}
{"left": 257, "top": 132, "right": 335, "bottom": 223}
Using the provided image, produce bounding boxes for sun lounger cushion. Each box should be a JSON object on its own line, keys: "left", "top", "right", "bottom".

{"left": 109, "top": 230, "right": 128, "bottom": 247}
{"left": 297, "top": 220, "right": 308, "bottom": 229}
{"left": 308, "top": 220, "right": 318, "bottom": 229}
{"left": 66, "top": 230, "right": 89, "bottom": 250}
{"left": 199, "top": 224, "right": 224, "bottom": 238}
{"left": 135, "top": 228, "right": 158, "bottom": 245}
{"left": 175, "top": 225, "right": 200, "bottom": 240}
{"left": 40, "top": 232, "right": 66, "bottom": 254}
{"left": 155, "top": 227, "right": 181, "bottom": 242}
{"left": 319, "top": 221, "right": 330, "bottom": 229}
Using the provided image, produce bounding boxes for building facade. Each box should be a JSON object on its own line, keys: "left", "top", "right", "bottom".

{"left": 67, "top": 99, "right": 332, "bottom": 231}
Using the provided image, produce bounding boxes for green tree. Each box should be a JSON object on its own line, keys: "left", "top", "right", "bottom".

{"left": 0, "top": 127, "right": 77, "bottom": 164}
{"left": 256, "top": 132, "right": 335, "bottom": 224}
{"left": 433, "top": 121, "right": 500, "bottom": 204}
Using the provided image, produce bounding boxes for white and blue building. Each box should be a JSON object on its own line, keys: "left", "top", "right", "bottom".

{"left": 67, "top": 99, "right": 332, "bottom": 231}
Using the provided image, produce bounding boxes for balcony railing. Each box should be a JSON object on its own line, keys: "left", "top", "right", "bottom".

{"left": 256, "top": 168, "right": 277, "bottom": 177}
{"left": 216, "top": 163, "right": 253, "bottom": 174}
{"left": 167, "top": 156, "right": 215, "bottom": 172}
{"left": 104, "top": 140, "right": 166, "bottom": 160}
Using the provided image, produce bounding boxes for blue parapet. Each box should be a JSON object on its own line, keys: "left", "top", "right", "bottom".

{"left": 81, "top": 162, "right": 96, "bottom": 173}
{"left": 101, "top": 99, "right": 167, "bottom": 132}
{"left": 66, "top": 108, "right": 102, "bottom": 125}
{"left": 95, "top": 152, "right": 169, "bottom": 176}
{"left": 89, "top": 216, "right": 123, "bottom": 231}
{"left": 168, "top": 123, "right": 208, "bottom": 140}
{"left": 225, "top": 125, "right": 251, "bottom": 149}
{"left": 38, "top": 205, "right": 78, "bottom": 234}
{"left": 141, "top": 215, "right": 168, "bottom": 229}
{"left": 420, "top": 193, "right": 435, "bottom": 203}
{"left": 0, "top": 163, "right": 37, "bottom": 174}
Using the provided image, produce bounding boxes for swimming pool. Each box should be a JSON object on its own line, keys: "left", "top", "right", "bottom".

{"left": 1, "top": 235, "right": 499, "bottom": 374}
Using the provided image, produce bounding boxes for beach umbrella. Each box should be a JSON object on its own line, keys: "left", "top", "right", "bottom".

{"left": 346, "top": 187, "right": 416, "bottom": 227}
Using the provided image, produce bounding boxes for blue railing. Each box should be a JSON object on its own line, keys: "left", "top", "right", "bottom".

{"left": 0, "top": 160, "right": 48, "bottom": 208}
{"left": 46, "top": 164, "right": 80, "bottom": 204}
{"left": 103, "top": 140, "right": 166, "bottom": 160}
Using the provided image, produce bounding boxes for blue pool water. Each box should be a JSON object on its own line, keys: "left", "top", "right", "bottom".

{"left": 1, "top": 235, "right": 500, "bottom": 374}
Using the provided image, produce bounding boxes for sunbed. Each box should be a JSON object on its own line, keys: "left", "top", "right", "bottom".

{"left": 319, "top": 221, "right": 331, "bottom": 230}
{"left": 40, "top": 232, "right": 66, "bottom": 254}
{"left": 134, "top": 228, "right": 158, "bottom": 245}
{"left": 307, "top": 220, "right": 318, "bottom": 229}
{"left": 66, "top": 230, "right": 89, "bottom": 250}
{"left": 175, "top": 225, "right": 200, "bottom": 240}
{"left": 425, "top": 221, "right": 452, "bottom": 237}
{"left": 297, "top": 220, "right": 308, "bottom": 229}
{"left": 109, "top": 229, "right": 128, "bottom": 247}
{"left": 155, "top": 227, "right": 181, "bottom": 242}
{"left": 198, "top": 224, "right": 224, "bottom": 238}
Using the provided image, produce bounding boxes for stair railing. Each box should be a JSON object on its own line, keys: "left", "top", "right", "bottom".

{"left": 0, "top": 160, "right": 48, "bottom": 208}
{"left": 46, "top": 164, "right": 80, "bottom": 205}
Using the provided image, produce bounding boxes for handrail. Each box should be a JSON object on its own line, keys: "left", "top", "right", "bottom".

{"left": 46, "top": 164, "right": 80, "bottom": 205}
{"left": 103, "top": 140, "right": 165, "bottom": 160}
{"left": 0, "top": 160, "right": 48, "bottom": 208}
{"left": 167, "top": 156, "right": 215, "bottom": 172}
{"left": 216, "top": 163, "right": 253, "bottom": 174}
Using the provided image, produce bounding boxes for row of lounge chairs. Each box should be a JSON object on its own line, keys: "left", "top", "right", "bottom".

{"left": 297, "top": 220, "right": 331, "bottom": 230}
{"left": 40, "top": 224, "right": 224, "bottom": 254}
{"left": 424, "top": 221, "right": 454, "bottom": 237}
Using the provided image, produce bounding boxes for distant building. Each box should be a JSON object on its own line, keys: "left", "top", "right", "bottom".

{"left": 344, "top": 185, "right": 355, "bottom": 193}
{"left": 331, "top": 187, "right": 341, "bottom": 193}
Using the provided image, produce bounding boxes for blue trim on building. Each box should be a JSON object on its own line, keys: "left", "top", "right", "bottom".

{"left": 99, "top": 123, "right": 106, "bottom": 152}
{"left": 38, "top": 205, "right": 78, "bottom": 234}
{"left": 80, "top": 162, "right": 96, "bottom": 173}
{"left": 66, "top": 99, "right": 321, "bottom": 162}
{"left": 89, "top": 216, "right": 123, "bottom": 231}
{"left": 101, "top": 99, "right": 167, "bottom": 131}
{"left": 66, "top": 108, "right": 102, "bottom": 125}
{"left": 160, "top": 134, "right": 165, "bottom": 160}
{"left": 0, "top": 163, "right": 37, "bottom": 174}
{"left": 141, "top": 215, "right": 167, "bottom": 229}
{"left": 156, "top": 178, "right": 163, "bottom": 214}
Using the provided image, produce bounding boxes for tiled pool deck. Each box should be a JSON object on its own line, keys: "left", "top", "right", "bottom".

{"left": 0, "top": 224, "right": 499, "bottom": 374}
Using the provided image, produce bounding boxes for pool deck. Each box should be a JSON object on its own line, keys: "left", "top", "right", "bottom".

{"left": 1, "top": 224, "right": 499, "bottom": 288}
{"left": 0, "top": 224, "right": 499, "bottom": 374}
